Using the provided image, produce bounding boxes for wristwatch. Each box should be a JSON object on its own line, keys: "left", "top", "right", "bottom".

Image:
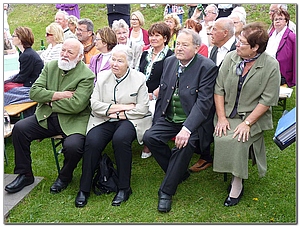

{"left": 244, "top": 120, "right": 251, "bottom": 127}
{"left": 116, "top": 112, "right": 120, "bottom": 119}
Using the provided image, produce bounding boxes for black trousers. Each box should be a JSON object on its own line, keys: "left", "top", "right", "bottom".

{"left": 79, "top": 120, "right": 136, "bottom": 193}
{"left": 143, "top": 117, "right": 198, "bottom": 196}
{"left": 12, "top": 114, "right": 85, "bottom": 182}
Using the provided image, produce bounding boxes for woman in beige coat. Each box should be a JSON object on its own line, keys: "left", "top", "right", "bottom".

{"left": 213, "top": 22, "right": 281, "bottom": 207}
{"left": 75, "top": 44, "right": 152, "bottom": 208}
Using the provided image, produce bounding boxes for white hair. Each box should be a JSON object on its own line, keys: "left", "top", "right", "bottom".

{"left": 111, "top": 44, "right": 133, "bottom": 67}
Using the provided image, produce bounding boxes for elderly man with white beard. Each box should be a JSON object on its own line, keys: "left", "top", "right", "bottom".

{"left": 5, "top": 38, "right": 95, "bottom": 195}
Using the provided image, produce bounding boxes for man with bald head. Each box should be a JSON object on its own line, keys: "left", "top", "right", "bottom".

{"left": 5, "top": 38, "right": 95, "bottom": 195}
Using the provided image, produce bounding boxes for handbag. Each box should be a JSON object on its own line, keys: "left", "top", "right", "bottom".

{"left": 92, "top": 153, "right": 118, "bottom": 195}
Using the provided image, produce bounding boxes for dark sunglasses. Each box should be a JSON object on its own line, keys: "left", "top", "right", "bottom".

{"left": 46, "top": 33, "right": 53, "bottom": 37}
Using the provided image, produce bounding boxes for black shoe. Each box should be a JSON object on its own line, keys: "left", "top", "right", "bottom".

{"left": 158, "top": 190, "right": 172, "bottom": 213}
{"left": 5, "top": 174, "right": 34, "bottom": 193}
{"left": 112, "top": 187, "right": 132, "bottom": 206}
{"left": 50, "top": 178, "right": 69, "bottom": 194}
{"left": 224, "top": 186, "right": 244, "bottom": 207}
{"left": 75, "top": 190, "right": 90, "bottom": 208}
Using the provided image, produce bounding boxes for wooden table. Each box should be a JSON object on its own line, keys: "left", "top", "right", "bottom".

{"left": 4, "top": 102, "right": 37, "bottom": 119}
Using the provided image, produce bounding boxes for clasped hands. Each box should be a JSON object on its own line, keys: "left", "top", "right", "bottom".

{"left": 214, "top": 118, "right": 250, "bottom": 142}
{"left": 108, "top": 103, "right": 136, "bottom": 120}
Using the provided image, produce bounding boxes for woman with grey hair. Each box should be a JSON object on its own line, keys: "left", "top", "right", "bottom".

{"left": 112, "top": 19, "right": 130, "bottom": 45}
{"left": 75, "top": 44, "right": 152, "bottom": 208}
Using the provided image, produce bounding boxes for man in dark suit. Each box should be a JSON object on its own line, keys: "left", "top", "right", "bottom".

{"left": 143, "top": 29, "right": 218, "bottom": 213}
{"left": 189, "top": 17, "right": 236, "bottom": 172}
{"left": 107, "top": 4, "right": 130, "bottom": 28}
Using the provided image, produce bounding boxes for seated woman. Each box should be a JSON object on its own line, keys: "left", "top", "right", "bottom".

{"left": 213, "top": 22, "right": 281, "bottom": 206}
{"left": 40, "top": 22, "right": 64, "bottom": 64}
{"left": 138, "top": 22, "right": 174, "bottom": 159}
{"left": 75, "top": 44, "right": 152, "bottom": 208}
{"left": 89, "top": 26, "right": 117, "bottom": 84}
{"left": 4, "top": 26, "right": 44, "bottom": 107}
{"left": 184, "top": 19, "right": 208, "bottom": 57}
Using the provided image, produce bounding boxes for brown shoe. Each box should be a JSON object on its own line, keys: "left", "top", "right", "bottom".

{"left": 189, "top": 159, "right": 212, "bottom": 172}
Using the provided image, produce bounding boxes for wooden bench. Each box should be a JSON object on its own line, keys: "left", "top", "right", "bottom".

{"left": 4, "top": 102, "right": 37, "bottom": 119}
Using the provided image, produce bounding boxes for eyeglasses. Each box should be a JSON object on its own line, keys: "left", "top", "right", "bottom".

{"left": 46, "top": 33, "right": 53, "bottom": 37}
{"left": 11, "top": 34, "right": 18, "bottom": 38}
{"left": 274, "top": 18, "right": 286, "bottom": 22}
{"left": 95, "top": 38, "right": 102, "bottom": 41}
{"left": 76, "top": 28, "right": 88, "bottom": 33}
{"left": 204, "top": 10, "right": 216, "bottom": 14}
{"left": 236, "top": 38, "right": 250, "bottom": 46}
{"left": 130, "top": 18, "right": 139, "bottom": 21}
{"left": 269, "top": 9, "right": 277, "bottom": 13}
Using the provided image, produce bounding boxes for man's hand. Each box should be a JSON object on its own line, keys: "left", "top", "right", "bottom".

{"left": 175, "top": 129, "right": 191, "bottom": 149}
{"left": 52, "top": 91, "right": 75, "bottom": 101}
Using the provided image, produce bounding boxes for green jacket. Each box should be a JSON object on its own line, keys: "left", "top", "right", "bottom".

{"left": 215, "top": 51, "right": 281, "bottom": 136}
{"left": 30, "top": 60, "right": 95, "bottom": 136}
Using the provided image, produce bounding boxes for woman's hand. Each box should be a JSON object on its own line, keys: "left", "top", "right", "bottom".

{"left": 232, "top": 122, "right": 250, "bottom": 142}
{"left": 214, "top": 118, "right": 231, "bottom": 137}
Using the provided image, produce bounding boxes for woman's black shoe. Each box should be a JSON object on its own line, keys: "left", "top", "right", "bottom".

{"left": 224, "top": 186, "right": 244, "bottom": 207}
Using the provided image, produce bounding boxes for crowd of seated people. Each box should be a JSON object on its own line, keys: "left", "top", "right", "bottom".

{"left": 4, "top": 4, "right": 296, "bottom": 214}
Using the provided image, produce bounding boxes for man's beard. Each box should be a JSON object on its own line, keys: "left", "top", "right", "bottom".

{"left": 58, "top": 57, "right": 78, "bottom": 71}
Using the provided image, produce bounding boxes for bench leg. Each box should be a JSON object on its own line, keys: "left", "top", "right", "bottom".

{"left": 4, "top": 142, "right": 8, "bottom": 165}
{"left": 51, "top": 138, "right": 63, "bottom": 174}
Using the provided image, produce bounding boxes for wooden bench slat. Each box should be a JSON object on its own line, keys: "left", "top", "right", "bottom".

{"left": 4, "top": 102, "right": 37, "bottom": 116}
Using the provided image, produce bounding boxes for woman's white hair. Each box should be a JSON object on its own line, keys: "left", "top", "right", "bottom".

{"left": 111, "top": 44, "right": 133, "bottom": 67}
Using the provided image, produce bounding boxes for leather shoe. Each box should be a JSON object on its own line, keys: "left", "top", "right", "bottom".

{"left": 50, "top": 178, "right": 69, "bottom": 194}
{"left": 112, "top": 187, "right": 132, "bottom": 206}
{"left": 5, "top": 174, "right": 34, "bottom": 193}
{"left": 158, "top": 190, "right": 172, "bottom": 213}
{"left": 189, "top": 159, "right": 212, "bottom": 172}
{"left": 75, "top": 190, "right": 90, "bottom": 208}
{"left": 224, "top": 186, "right": 244, "bottom": 207}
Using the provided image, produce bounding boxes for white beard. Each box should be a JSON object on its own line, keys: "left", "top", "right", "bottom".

{"left": 58, "top": 57, "right": 78, "bottom": 71}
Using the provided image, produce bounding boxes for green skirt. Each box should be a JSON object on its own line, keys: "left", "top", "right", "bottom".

{"left": 213, "top": 116, "right": 267, "bottom": 179}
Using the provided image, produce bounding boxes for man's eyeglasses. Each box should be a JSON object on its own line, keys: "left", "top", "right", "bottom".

{"left": 204, "top": 10, "right": 216, "bottom": 14}
{"left": 76, "top": 28, "right": 88, "bottom": 33}
{"left": 233, "top": 21, "right": 241, "bottom": 24}
{"left": 46, "top": 33, "right": 53, "bottom": 37}
{"left": 95, "top": 38, "right": 102, "bottom": 41}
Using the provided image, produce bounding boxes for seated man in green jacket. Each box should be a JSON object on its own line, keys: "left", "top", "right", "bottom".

{"left": 5, "top": 38, "right": 95, "bottom": 194}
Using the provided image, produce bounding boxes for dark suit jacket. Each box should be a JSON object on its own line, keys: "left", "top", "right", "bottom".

{"left": 11, "top": 47, "right": 44, "bottom": 87}
{"left": 139, "top": 49, "right": 174, "bottom": 93}
{"left": 153, "top": 54, "right": 218, "bottom": 145}
{"left": 209, "top": 40, "right": 236, "bottom": 66}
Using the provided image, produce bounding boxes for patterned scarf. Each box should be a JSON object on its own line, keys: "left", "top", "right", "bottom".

{"left": 144, "top": 46, "right": 169, "bottom": 80}
{"left": 236, "top": 53, "right": 261, "bottom": 76}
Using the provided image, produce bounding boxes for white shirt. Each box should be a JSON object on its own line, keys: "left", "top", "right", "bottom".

{"left": 266, "top": 26, "right": 287, "bottom": 58}
{"left": 216, "top": 36, "right": 236, "bottom": 66}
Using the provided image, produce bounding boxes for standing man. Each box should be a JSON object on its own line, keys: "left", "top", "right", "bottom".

{"left": 189, "top": 17, "right": 236, "bottom": 172}
{"left": 143, "top": 29, "right": 218, "bottom": 213}
{"left": 5, "top": 38, "right": 95, "bottom": 194}
{"left": 55, "top": 10, "right": 77, "bottom": 40}
{"left": 76, "top": 18, "right": 100, "bottom": 65}
{"left": 107, "top": 4, "right": 130, "bottom": 28}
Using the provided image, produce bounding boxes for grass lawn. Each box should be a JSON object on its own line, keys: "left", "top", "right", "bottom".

{"left": 3, "top": 3, "right": 297, "bottom": 224}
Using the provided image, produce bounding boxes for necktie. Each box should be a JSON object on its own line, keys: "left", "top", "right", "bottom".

{"left": 236, "top": 53, "right": 261, "bottom": 76}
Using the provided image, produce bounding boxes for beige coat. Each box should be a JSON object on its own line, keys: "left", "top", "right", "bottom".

{"left": 87, "top": 68, "right": 152, "bottom": 144}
